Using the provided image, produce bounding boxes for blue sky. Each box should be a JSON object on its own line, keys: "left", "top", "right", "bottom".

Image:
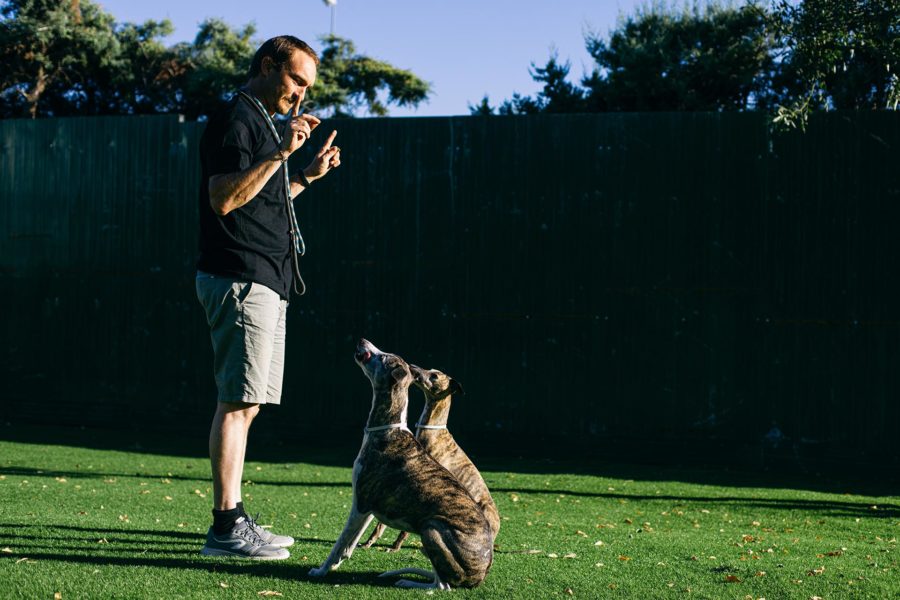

{"left": 97, "top": 0, "right": 647, "bottom": 117}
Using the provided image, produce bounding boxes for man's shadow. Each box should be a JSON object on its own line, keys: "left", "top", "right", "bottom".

{"left": 0, "top": 522, "right": 411, "bottom": 587}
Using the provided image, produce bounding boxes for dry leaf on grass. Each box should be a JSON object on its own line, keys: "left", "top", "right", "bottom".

{"left": 724, "top": 575, "right": 741, "bottom": 583}
{"left": 54, "top": 593, "right": 61, "bottom": 600}
{"left": 257, "top": 592, "right": 282, "bottom": 597}
{"left": 1, "top": 547, "right": 12, "bottom": 554}
{"left": 618, "top": 555, "right": 631, "bottom": 561}
{"left": 807, "top": 566, "right": 825, "bottom": 576}
{"left": 219, "top": 582, "right": 229, "bottom": 589}
{"left": 565, "top": 588, "right": 574, "bottom": 596}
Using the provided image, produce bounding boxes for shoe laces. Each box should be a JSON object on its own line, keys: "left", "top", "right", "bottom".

{"left": 245, "top": 511, "right": 264, "bottom": 532}
{"left": 234, "top": 518, "right": 267, "bottom": 546}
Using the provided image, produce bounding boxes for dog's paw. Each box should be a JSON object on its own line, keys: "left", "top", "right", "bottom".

{"left": 308, "top": 566, "right": 328, "bottom": 578}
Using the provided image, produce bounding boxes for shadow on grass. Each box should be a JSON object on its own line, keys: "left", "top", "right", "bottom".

{"left": 0, "top": 550, "right": 398, "bottom": 587}
{"left": 0, "top": 466, "right": 351, "bottom": 490}
{"left": 2, "top": 423, "right": 898, "bottom": 497}
{"left": 487, "top": 487, "right": 899, "bottom": 518}
{"left": 0, "top": 523, "right": 333, "bottom": 548}
{"left": 0, "top": 521, "right": 366, "bottom": 583}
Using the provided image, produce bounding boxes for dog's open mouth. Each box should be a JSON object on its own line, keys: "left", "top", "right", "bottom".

{"left": 356, "top": 350, "right": 372, "bottom": 363}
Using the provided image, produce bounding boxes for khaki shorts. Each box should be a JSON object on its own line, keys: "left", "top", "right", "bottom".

{"left": 195, "top": 272, "right": 288, "bottom": 405}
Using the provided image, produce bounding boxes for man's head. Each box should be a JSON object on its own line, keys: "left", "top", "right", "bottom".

{"left": 247, "top": 36, "right": 319, "bottom": 115}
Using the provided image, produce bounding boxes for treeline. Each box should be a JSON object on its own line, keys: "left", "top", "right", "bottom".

{"left": 473, "top": 0, "right": 899, "bottom": 127}
{"left": 0, "top": 0, "right": 430, "bottom": 119}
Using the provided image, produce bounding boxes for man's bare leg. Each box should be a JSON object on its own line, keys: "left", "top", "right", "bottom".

{"left": 210, "top": 402, "right": 260, "bottom": 510}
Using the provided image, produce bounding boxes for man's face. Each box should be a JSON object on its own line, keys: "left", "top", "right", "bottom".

{"left": 261, "top": 50, "right": 317, "bottom": 115}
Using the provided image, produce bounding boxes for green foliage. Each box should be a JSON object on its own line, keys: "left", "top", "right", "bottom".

{"left": 0, "top": 1, "right": 429, "bottom": 119}
{"left": 311, "top": 34, "right": 430, "bottom": 117}
{"left": 478, "top": 0, "right": 899, "bottom": 127}
{"left": 500, "top": 53, "right": 586, "bottom": 115}
{"left": 168, "top": 19, "right": 257, "bottom": 120}
{"left": 772, "top": 0, "right": 900, "bottom": 129}
{"left": 0, "top": 0, "right": 124, "bottom": 117}
{"left": 584, "top": 1, "right": 775, "bottom": 111}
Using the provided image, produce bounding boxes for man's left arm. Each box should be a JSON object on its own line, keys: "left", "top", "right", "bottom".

{"left": 290, "top": 130, "right": 341, "bottom": 197}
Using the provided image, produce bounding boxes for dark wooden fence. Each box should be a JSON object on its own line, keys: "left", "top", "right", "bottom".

{"left": 2, "top": 112, "right": 898, "bottom": 467}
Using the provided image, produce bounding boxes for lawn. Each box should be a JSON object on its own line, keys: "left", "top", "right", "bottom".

{"left": 0, "top": 430, "right": 897, "bottom": 599}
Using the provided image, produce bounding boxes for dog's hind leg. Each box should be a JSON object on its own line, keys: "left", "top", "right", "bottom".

{"left": 387, "top": 530, "right": 409, "bottom": 552}
{"left": 359, "top": 521, "right": 387, "bottom": 548}
{"left": 309, "top": 508, "right": 374, "bottom": 576}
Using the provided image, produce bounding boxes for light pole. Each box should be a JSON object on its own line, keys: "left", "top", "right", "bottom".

{"left": 322, "top": 0, "right": 336, "bottom": 36}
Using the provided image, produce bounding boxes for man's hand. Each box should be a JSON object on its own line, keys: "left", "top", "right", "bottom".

{"left": 280, "top": 95, "right": 321, "bottom": 157}
{"left": 302, "top": 130, "right": 341, "bottom": 183}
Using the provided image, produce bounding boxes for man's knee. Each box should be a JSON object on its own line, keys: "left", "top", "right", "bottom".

{"left": 215, "top": 401, "right": 261, "bottom": 423}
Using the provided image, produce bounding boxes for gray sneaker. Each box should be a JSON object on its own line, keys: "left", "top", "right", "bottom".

{"left": 200, "top": 517, "right": 290, "bottom": 560}
{"left": 245, "top": 512, "right": 295, "bottom": 548}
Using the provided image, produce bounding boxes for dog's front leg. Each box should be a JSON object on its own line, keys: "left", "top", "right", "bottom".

{"left": 308, "top": 508, "right": 374, "bottom": 577}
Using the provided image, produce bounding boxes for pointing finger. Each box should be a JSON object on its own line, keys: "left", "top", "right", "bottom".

{"left": 317, "top": 131, "right": 338, "bottom": 158}
{"left": 292, "top": 94, "right": 302, "bottom": 117}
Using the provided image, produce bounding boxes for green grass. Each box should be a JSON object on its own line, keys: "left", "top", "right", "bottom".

{"left": 0, "top": 434, "right": 897, "bottom": 599}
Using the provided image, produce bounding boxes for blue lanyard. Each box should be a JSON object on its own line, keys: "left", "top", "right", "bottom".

{"left": 238, "top": 90, "right": 306, "bottom": 295}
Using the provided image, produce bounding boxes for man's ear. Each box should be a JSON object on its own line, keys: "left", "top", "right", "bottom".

{"left": 449, "top": 378, "right": 464, "bottom": 397}
{"left": 261, "top": 55, "right": 275, "bottom": 76}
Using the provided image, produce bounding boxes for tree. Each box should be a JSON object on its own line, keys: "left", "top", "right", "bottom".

{"left": 475, "top": 1, "right": 776, "bottom": 116}
{"left": 310, "top": 34, "right": 430, "bottom": 117}
{"left": 0, "top": 0, "right": 124, "bottom": 118}
{"left": 772, "top": 0, "right": 900, "bottom": 128}
{"left": 166, "top": 19, "right": 258, "bottom": 120}
{"left": 583, "top": 1, "right": 776, "bottom": 111}
{"left": 0, "top": 1, "right": 430, "bottom": 119}
{"left": 469, "top": 53, "right": 585, "bottom": 116}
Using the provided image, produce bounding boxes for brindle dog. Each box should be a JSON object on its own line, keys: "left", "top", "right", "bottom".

{"left": 308, "top": 339, "right": 493, "bottom": 590}
{"left": 360, "top": 366, "right": 500, "bottom": 551}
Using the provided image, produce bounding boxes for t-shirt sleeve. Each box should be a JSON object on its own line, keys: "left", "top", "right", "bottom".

{"left": 209, "top": 119, "right": 253, "bottom": 176}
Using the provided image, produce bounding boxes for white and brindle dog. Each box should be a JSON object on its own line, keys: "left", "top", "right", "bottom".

{"left": 360, "top": 366, "right": 500, "bottom": 551}
{"left": 308, "top": 339, "right": 493, "bottom": 590}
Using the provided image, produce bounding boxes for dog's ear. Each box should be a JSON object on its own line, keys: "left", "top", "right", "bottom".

{"left": 408, "top": 364, "right": 426, "bottom": 383}
{"left": 391, "top": 366, "right": 408, "bottom": 382}
{"left": 449, "top": 378, "right": 464, "bottom": 397}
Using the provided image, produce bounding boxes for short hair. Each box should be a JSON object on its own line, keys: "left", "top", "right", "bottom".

{"left": 248, "top": 36, "right": 319, "bottom": 78}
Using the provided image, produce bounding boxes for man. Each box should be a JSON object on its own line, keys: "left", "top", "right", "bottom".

{"left": 195, "top": 36, "right": 341, "bottom": 560}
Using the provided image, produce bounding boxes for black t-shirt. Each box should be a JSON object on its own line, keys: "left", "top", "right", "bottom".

{"left": 197, "top": 95, "right": 293, "bottom": 299}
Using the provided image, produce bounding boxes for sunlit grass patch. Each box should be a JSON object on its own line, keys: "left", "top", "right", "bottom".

{"left": 1, "top": 437, "right": 897, "bottom": 599}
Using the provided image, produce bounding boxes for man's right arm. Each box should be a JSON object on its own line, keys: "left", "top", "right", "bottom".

{"left": 209, "top": 95, "right": 318, "bottom": 217}
{"left": 208, "top": 150, "right": 287, "bottom": 216}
